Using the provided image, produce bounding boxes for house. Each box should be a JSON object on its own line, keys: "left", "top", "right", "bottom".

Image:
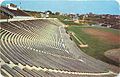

{"left": 40, "top": 12, "right": 49, "bottom": 18}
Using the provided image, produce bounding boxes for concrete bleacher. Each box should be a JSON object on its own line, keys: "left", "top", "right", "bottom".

{"left": 1, "top": 6, "right": 29, "bottom": 16}
{"left": 0, "top": 13, "right": 9, "bottom": 19}
{"left": 0, "top": 19, "right": 118, "bottom": 77}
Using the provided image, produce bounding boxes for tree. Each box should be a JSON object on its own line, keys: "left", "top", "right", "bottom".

{"left": 46, "top": 10, "right": 53, "bottom": 14}
{"left": 55, "top": 12, "right": 60, "bottom": 15}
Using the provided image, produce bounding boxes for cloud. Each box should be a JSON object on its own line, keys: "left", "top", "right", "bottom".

{"left": 116, "top": 0, "right": 120, "bottom": 5}
{"left": 0, "top": 0, "right": 4, "bottom": 4}
{"left": 116, "top": 0, "right": 120, "bottom": 10}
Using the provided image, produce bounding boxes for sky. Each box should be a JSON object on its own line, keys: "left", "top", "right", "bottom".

{"left": 1, "top": 0, "right": 120, "bottom": 15}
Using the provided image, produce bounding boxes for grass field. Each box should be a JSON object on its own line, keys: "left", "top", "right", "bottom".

{"left": 66, "top": 25, "right": 120, "bottom": 66}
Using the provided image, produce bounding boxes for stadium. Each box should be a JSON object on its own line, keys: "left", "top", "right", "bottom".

{"left": 0, "top": 1, "right": 120, "bottom": 77}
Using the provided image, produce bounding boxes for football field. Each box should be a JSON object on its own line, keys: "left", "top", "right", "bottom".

{"left": 67, "top": 25, "right": 120, "bottom": 66}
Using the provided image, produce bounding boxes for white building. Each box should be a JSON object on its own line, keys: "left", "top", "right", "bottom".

{"left": 40, "top": 12, "right": 49, "bottom": 18}
{"left": 6, "top": 3, "right": 18, "bottom": 10}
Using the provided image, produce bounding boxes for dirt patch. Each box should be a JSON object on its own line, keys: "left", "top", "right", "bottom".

{"left": 104, "top": 48, "right": 120, "bottom": 63}
{"left": 83, "top": 28, "right": 120, "bottom": 43}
